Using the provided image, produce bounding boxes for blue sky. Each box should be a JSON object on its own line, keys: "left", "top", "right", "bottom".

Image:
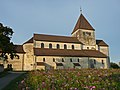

{"left": 0, "top": 0, "right": 120, "bottom": 63}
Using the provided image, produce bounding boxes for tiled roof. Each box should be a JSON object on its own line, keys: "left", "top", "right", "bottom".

{"left": 72, "top": 14, "right": 94, "bottom": 34}
{"left": 24, "top": 37, "right": 33, "bottom": 44}
{"left": 14, "top": 45, "right": 25, "bottom": 53}
{"left": 34, "top": 48, "right": 107, "bottom": 58}
{"left": 56, "top": 63, "right": 63, "bottom": 66}
{"left": 34, "top": 34, "right": 83, "bottom": 44}
{"left": 73, "top": 63, "right": 81, "bottom": 66}
{"left": 96, "top": 40, "right": 108, "bottom": 46}
{"left": 0, "top": 45, "right": 25, "bottom": 53}
{"left": 36, "top": 62, "right": 45, "bottom": 66}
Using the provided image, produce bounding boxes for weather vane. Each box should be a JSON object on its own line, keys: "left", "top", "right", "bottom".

{"left": 80, "top": 6, "right": 82, "bottom": 14}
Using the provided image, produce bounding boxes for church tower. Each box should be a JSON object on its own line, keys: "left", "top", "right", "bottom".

{"left": 71, "top": 14, "right": 96, "bottom": 46}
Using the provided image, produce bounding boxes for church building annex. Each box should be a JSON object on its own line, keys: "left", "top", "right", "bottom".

{"left": 0, "top": 13, "right": 110, "bottom": 71}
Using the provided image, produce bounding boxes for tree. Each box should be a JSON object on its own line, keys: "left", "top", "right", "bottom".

{"left": 0, "top": 23, "right": 17, "bottom": 61}
{"left": 110, "top": 62, "right": 120, "bottom": 69}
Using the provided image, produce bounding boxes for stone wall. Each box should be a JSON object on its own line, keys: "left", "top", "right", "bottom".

{"left": 35, "top": 41, "right": 81, "bottom": 50}
{"left": 23, "top": 43, "right": 34, "bottom": 71}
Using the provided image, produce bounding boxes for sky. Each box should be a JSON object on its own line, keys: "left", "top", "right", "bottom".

{"left": 0, "top": 0, "right": 120, "bottom": 63}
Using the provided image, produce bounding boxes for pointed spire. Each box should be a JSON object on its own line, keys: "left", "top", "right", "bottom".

{"left": 71, "top": 14, "right": 94, "bottom": 34}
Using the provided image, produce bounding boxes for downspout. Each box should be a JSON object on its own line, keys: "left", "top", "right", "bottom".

{"left": 22, "top": 53, "right": 24, "bottom": 71}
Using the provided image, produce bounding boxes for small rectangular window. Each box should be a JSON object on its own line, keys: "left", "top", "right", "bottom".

{"left": 62, "top": 58, "right": 64, "bottom": 62}
{"left": 43, "top": 58, "right": 45, "bottom": 62}
{"left": 70, "top": 58, "right": 72, "bottom": 62}
{"left": 53, "top": 58, "right": 55, "bottom": 62}
{"left": 94, "top": 60, "right": 96, "bottom": 64}
{"left": 102, "top": 60, "right": 104, "bottom": 64}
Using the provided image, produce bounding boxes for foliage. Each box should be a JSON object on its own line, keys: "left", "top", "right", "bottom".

{"left": 18, "top": 69, "right": 120, "bottom": 90}
{"left": 110, "top": 62, "right": 120, "bottom": 69}
{"left": 0, "top": 23, "right": 17, "bottom": 60}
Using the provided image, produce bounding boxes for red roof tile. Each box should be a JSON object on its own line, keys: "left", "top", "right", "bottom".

{"left": 24, "top": 37, "right": 33, "bottom": 44}
{"left": 14, "top": 45, "right": 25, "bottom": 53}
{"left": 34, "top": 34, "right": 83, "bottom": 44}
{"left": 73, "top": 63, "right": 81, "bottom": 66}
{"left": 34, "top": 48, "right": 107, "bottom": 58}
{"left": 72, "top": 14, "right": 94, "bottom": 34}
{"left": 36, "top": 62, "right": 45, "bottom": 66}
{"left": 96, "top": 40, "right": 108, "bottom": 46}
{"left": 56, "top": 63, "right": 63, "bottom": 66}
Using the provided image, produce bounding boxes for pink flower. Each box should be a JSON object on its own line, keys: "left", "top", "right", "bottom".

{"left": 84, "top": 86, "right": 96, "bottom": 90}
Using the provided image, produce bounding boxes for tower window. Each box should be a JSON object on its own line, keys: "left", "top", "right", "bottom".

{"left": 49, "top": 43, "right": 52, "bottom": 49}
{"left": 41, "top": 43, "right": 44, "bottom": 48}
{"left": 64, "top": 44, "right": 67, "bottom": 49}
{"left": 72, "top": 45, "right": 74, "bottom": 49}
{"left": 43, "top": 58, "right": 45, "bottom": 62}
{"left": 57, "top": 44, "right": 60, "bottom": 49}
{"left": 83, "top": 32, "right": 91, "bottom": 36}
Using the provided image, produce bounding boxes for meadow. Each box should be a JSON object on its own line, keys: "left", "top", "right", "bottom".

{"left": 18, "top": 69, "right": 120, "bottom": 90}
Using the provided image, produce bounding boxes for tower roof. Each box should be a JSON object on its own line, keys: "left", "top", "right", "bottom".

{"left": 72, "top": 14, "right": 94, "bottom": 34}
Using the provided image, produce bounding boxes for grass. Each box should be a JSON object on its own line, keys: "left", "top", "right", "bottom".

{"left": 2, "top": 73, "right": 26, "bottom": 90}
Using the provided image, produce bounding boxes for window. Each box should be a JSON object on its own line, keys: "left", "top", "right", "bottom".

{"left": 41, "top": 43, "right": 44, "bottom": 48}
{"left": 72, "top": 45, "right": 74, "bottom": 49}
{"left": 62, "top": 58, "right": 64, "bottom": 62}
{"left": 43, "top": 58, "right": 45, "bottom": 62}
{"left": 49, "top": 43, "right": 52, "bottom": 49}
{"left": 53, "top": 58, "right": 55, "bottom": 62}
{"left": 83, "top": 32, "right": 91, "bottom": 36}
{"left": 87, "top": 47, "right": 89, "bottom": 50}
{"left": 64, "top": 44, "right": 67, "bottom": 49}
{"left": 78, "top": 59, "right": 79, "bottom": 62}
{"left": 70, "top": 58, "right": 72, "bottom": 62}
{"left": 98, "top": 46, "right": 100, "bottom": 51}
{"left": 57, "top": 44, "right": 60, "bottom": 49}
{"left": 102, "top": 60, "right": 104, "bottom": 64}
{"left": 94, "top": 60, "right": 96, "bottom": 64}
{"left": 83, "top": 32, "right": 86, "bottom": 36}
{"left": 81, "top": 45, "right": 83, "bottom": 50}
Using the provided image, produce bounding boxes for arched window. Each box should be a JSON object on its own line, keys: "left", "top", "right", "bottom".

{"left": 64, "top": 44, "right": 67, "bottom": 49}
{"left": 57, "top": 44, "right": 60, "bottom": 49}
{"left": 72, "top": 45, "right": 74, "bottom": 49}
{"left": 43, "top": 58, "right": 45, "bottom": 62}
{"left": 49, "top": 43, "right": 52, "bottom": 49}
{"left": 41, "top": 43, "right": 44, "bottom": 48}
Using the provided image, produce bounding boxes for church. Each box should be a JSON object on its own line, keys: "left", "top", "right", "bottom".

{"left": 0, "top": 13, "right": 110, "bottom": 71}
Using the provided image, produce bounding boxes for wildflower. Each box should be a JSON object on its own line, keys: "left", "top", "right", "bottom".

{"left": 88, "top": 75, "right": 91, "bottom": 78}
{"left": 42, "top": 81, "right": 46, "bottom": 88}
{"left": 84, "top": 86, "right": 96, "bottom": 90}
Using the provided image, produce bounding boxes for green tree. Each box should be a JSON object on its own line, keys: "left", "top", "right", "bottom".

{"left": 0, "top": 23, "right": 17, "bottom": 61}
{"left": 110, "top": 62, "right": 120, "bottom": 69}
